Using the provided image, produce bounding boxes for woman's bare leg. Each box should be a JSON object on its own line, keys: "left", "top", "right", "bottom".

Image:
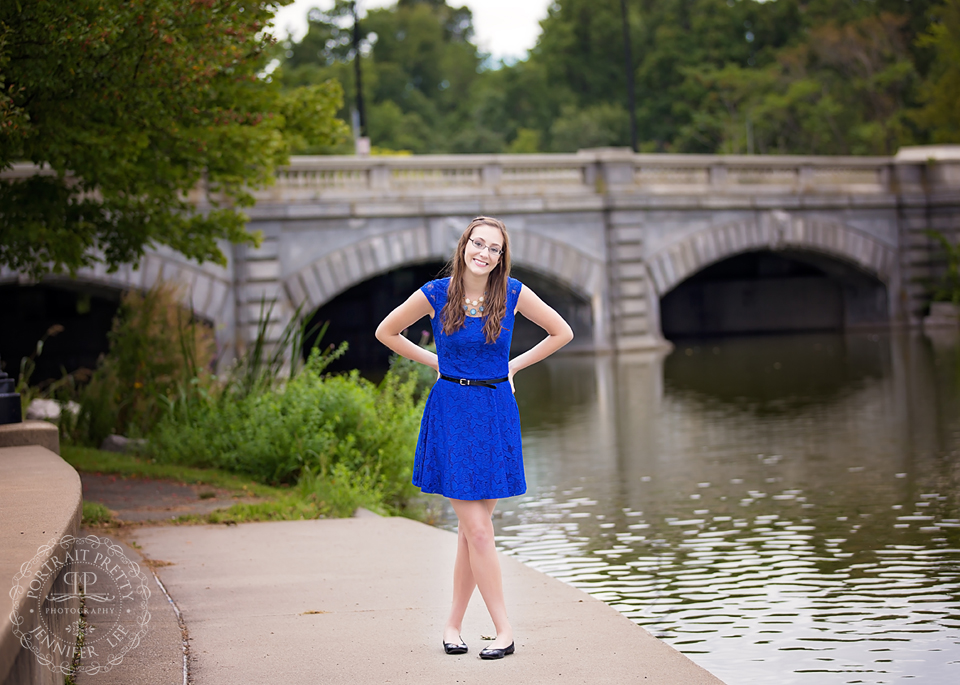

{"left": 447, "top": 498, "right": 513, "bottom": 649}
{"left": 443, "top": 499, "right": 497, "bottom": 644}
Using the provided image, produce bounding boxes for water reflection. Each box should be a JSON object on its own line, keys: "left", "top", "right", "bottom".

{"left": 471, "top": 332, "right": 960, "bottom": 685}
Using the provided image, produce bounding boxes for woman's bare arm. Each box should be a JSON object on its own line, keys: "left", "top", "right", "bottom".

{"left": 375, "top": 290, "right": 439, "bottom": 371}
{"left": 508, "top": 286, "right": 574, "bottom": 389}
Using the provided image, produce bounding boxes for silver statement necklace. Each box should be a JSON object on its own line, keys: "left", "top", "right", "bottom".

{"left": 463, "top": 293, "right": 485, "bottom": 316}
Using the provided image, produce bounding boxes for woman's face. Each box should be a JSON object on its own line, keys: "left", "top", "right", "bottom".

{"left": 463, "top": 224, "right": 503, "bottom": 278}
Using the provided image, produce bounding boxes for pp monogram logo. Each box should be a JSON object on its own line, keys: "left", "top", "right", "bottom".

{"left": 9, "top": 534, "right": 151, "bottom": 677}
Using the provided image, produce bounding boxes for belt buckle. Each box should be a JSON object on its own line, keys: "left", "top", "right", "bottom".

{"left": 459, "top": 378, "right": 468, "bottom": 386}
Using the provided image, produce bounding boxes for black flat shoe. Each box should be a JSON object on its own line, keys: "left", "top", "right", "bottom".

{"left": 479, "top": 642, "right": 515, "bottom": 660}
{"left": 443, "top": 637, "right": 468, "bottom": 655}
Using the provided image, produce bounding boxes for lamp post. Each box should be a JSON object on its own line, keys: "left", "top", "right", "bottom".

{"left": 620, "top": 0, "right": 638, "bottom": 152}
{"left": 0, "top": 354, "right": 22, "bottom": 424}
{"left": 352, "top": 1, "right": 369, "bottom": 155}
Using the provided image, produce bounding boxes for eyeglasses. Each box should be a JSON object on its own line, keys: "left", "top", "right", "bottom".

{"left": 469, "top": 238, "right": 502, "bottom": 258}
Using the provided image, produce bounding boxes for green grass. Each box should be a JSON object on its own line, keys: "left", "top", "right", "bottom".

{"left": 63, "top": 445, "right": 303, "bottom": 523}
{"left": 81, "top": 501, "right": 114, "bottom": 525}
{"left": 205, "top": 496, "right": 326, "bottom": 524}
{"left": 61, "top": 445, "right": 281, "bottom": 498}
{"left": 61, "top": 445, "right": 409, "bottom": 524}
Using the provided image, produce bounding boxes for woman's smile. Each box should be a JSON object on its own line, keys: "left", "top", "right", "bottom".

{"left": 464, "top": 223, "right": 502, "bottom": 275}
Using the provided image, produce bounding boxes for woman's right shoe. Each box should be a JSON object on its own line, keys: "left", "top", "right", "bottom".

{"left": 443, "top": 637, "right": 468, "bottom": 655}
{"left": 479, "top": 641, "right": 515, "bottom": 660}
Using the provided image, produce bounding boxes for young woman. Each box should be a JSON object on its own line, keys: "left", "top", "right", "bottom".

{"left": 375, "top": 216, "right": 573, "bottom": 660}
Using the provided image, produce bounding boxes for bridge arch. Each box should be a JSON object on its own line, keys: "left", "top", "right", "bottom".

{"left": 0, "top": 251, "right": 233, "bottom": 326}
{"left": 283, "top": 225, "right": 606, "bottom": 311}
{"left": 647, "top": 213, "right": 898, "bottom": 298}
{"left": 0, "top": 250, "right": 235, "bottom": 378}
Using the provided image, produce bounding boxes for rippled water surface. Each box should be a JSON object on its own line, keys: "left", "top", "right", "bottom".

{"left": 448, "top": 332, "right": 960, "bottom": 684}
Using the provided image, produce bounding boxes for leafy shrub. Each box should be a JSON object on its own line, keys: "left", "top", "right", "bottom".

{"left": 298, "top": 463, "right": 386, "bottom": 518}
{"left": 48, "top": 283, "right": 427, "bottom": 518}
{"left": 66, "top": 282, "right": 215, "bottom": 446}
{"left": 73, "top": 363, "right": 122, "bottom": 448}
{"left": 387, "top": 333, "right": 437, "bottom": 400}
{"left": 925, "top": 229, "right": 960, "bottom": 305}
{"left": 149, "top": 348, "right": 425, "bottom": 513}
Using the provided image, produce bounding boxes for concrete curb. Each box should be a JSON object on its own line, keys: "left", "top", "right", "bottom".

{"left": 0, "top": 421, "right": 60, "bottom": 455}
{"left": 0, "top": 444, "right": 81, "bottom": 685}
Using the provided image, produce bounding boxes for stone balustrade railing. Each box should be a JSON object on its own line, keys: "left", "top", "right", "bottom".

{"left": 5, "top": 146, "right": 958, "bottom": 204}
{"left": 254, "top": 147, "right": 960, "bottom": 202}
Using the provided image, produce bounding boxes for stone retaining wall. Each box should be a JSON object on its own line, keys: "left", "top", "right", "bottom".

{"left": 0, "top": 423, "right": 82, "bottom": 685}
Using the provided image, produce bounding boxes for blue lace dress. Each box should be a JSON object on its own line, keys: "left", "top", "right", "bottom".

{"left": 413, "top": 277, "right": 525, "bottom": 500}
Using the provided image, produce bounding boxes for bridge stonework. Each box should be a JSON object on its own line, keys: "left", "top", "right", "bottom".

{"left": 3, "top": 147, "right": 959, "bottom": 358}
{"left": 646, "top": 214, "right": 899, "bottom": 296}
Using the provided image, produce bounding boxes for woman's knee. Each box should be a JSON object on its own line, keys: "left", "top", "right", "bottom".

{"left": 462, "top": 522, "right": 494, "bottom": 549}
{"left": 454, "top": 505, "right": 495, "bottom": 548}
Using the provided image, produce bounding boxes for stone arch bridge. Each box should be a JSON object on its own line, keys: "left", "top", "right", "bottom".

{"left": 3, "top": 147, "right": 958, "bottom": 358}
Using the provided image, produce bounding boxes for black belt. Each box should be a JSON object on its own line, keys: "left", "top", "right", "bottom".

{"left": 440, "top": 374, "right": 508, "bottom": 389}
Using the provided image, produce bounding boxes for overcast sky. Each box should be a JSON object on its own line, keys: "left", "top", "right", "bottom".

{"left": 271, "top": 0, "right": 553, "bottom": 63}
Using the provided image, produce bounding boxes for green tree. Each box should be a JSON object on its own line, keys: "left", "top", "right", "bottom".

{"left": 517, "top": 0, "right": 802, "bottom": 152}
{"left": 0, "top": 0, "right": 348, "bottom": 278}
{"left": 468, "top": 58, "right": 560, "bottom": 151}
{"left": 912, "top": 0, "right": 960, "bottom": 142}
{"left": 507, "top": 128, "right": 542, "bottom": 154}
{"left": 673, "top": 62, "right": 777, "bottom": 153}
{"left": 532, "top": 0, "right": 632, "bottom": 110}
{"left": 276, "top": 0, "right": 953, "bottom": 155}
{"left": 631, "top": 0, "right": 802, "bottom": 151}
{"left": 277, "top": 0, "right": 482, "bottom": 154}
{"left": 550, "top": 103, "right": 630, "bottom": 151}
{"left": 677, "top": 11, "right": 919, "bottom": 155}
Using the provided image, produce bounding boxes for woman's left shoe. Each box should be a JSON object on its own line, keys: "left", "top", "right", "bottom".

{"left": 443, "top": 637, "right": 468, "bottom": 655}
{"left": 479, "top": 642, "right": 515, "bottom": 660}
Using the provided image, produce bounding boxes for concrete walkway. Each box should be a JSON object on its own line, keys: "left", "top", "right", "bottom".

{"left": 121, "top": 515, "right": 726, "bottom": 685}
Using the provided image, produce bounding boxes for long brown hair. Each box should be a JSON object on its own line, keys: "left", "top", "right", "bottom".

{"left": 440, "top": 216, "right": 512, "bottom": 344}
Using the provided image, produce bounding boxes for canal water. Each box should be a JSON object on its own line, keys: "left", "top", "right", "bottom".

{"left": 444, "top": 331, "right": 960, "bottom": 684}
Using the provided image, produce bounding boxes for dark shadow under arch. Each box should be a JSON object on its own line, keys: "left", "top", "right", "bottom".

{"left": 302, "top": 262, "right": 446, "bottom": 375}
{"left": 0, "top": 282, "right": 122, "bottom": 383}
{"left": 302, "top": 264, "right": 595, "bottom": 375}
{"left": 660, "top": 249, "right": 888, "bottom": 340}
{"left": 510, "top": 266, "right": 594, "bottom": 353}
